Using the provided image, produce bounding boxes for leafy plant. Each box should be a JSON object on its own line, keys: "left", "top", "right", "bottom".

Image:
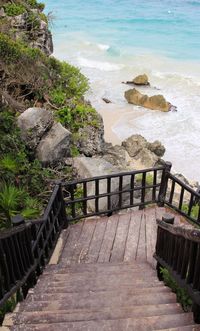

{"left": 182, "top": 203, "right": 199, "bottom": 220}
{"left": 0, "top": 184, "right": 27, "bottom": 226}
{"left": 3, "top": 3, "right": 25, "bottom": 17}
{"left": 160, "top": 267, "right": 192, "bottom": 311}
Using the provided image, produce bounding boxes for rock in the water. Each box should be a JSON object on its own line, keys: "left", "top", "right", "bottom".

{"left": 77, "top": 113, "right": 105, "bottom": 156}
{"left": 122, "top": 134, "right": 165, "bottom": 168}
{"left": 132, "top": 74, "right": 149, "bottom": 86}
{"left": 124, "top": 88, "right": 170, "bottom": 112}
{"left": 102, "top": 97, "right": 112, "bottom": 104}
{"left": 36, "top": 122, "right": 71, "bottom": 165}
{"left": 17, "top": 107, "right": 54, "bottom": 149}
{"left": 72, "top": 157, "right": 138, "bottom": 212}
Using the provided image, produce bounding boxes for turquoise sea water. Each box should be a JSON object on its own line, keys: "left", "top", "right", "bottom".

{"left": 44, "top": 0, "right": 200, "bottom": 181}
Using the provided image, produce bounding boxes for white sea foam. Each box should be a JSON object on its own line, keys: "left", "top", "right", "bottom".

{"left": 77, "top": 57, "right": 124, "bottom": 71}
{"left": 97, "top": 43, "right": 110, "bottom": 51}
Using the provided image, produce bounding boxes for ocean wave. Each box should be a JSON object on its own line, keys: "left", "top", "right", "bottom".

{"left": 77, "top": 57, "right": 124, "bottom": 71}
{"left": 97, "top": 43, "right": 110, "bottom": 51}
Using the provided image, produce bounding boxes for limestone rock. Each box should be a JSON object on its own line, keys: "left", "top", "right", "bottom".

{"left": 36, "top": 122, "right": 71, "bottom": 165}
{"left": 102, "top": 143, "right": 129, "bottom": 169}
{"left": 122, "top": 134, "right": 147, "bottom": 158}
{"left": 17, "top": 107, "right": 53, "bottom": 149}
{"left": 133, "top": 74, "right": 149, "bottom": 86}
{"left": 124, "top": 88, "right": 170, "bottom": 112}
{"left": 9, "top": 12, "right": 53, "bottom": 56}
{"left": 122, "top": 134, "right": 165, "bottom": 168}
{"left": 148, "top": 140, "right": 165, "bottom": 157}
{"left": 77, "top": 113, "right": 105, "bottom": 156}
{"left": 72, "top": 157, "right": 137, "bottom": 212}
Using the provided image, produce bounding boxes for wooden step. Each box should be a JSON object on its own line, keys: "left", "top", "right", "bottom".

{"left": 157, "top": 326, "right": 200, "bottom": 331}
{"left": 5, "top": 304, "right": 183, "bottom": 325}
{"left": 45, "top": 261, "right": 152, "bottom": 272}
{"left": 35, "top": 284, "right": 171, "bottom": 295}
{"left": 18, "top": 292, "right": 177, "bottom": 312}
{"left": 24, "top": 286, "right": 174, "bottom": 305}
{"left": 5, "top": 313, "right": 195, "bottom": 331}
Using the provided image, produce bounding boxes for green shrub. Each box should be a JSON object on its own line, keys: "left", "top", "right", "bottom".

{"left": 182, "top": 203, "right": 199, "bottom": 220}
{"left": 56, "top": 104, "right": 99, "bottom": 132}
{"left": 160, "top": 267, "right": 192, "bottom": 311}
{"left": 4, "top": 3, "right": 26, "bottom": 16}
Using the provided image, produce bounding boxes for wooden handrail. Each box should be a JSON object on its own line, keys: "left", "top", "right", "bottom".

{"left": 155, "top": 218, "right": 200, "bottom": 323}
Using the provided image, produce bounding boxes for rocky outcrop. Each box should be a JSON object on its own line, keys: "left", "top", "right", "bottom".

{"left": 18, "top": 107, "right": 72, "bottom": 165}
{"left": 132, "top": 74, "right": 149, "bottom": 86}
{"left": 102, "top": 143, "right": 130, "bottom": 169}
{"left": 8, "top": 12, "right": 53, "bottom": 56}
{"left": 36, "top": 122, "right": 71, "bottom": 165}
{"left": 77, "top": 113, "right": 105, "bottom": 156}
{"left": 125, "top": 88, "right": 171, "bottom": 112}
{"left": 72, "top": 157, "right": 140, "bottom": 212}
{"left": 17, "top": 107, "right": 54, "bottom": 149}
{"left": 122, "top": 134, "right": 165, "bottom": 168}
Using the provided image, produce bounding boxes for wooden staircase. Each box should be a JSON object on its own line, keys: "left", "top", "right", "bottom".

{"left": 2, "top": 208, "right": 200, "bottom": 330}
{"left": 3, "top": 261, "right": 200, "bottom": 331}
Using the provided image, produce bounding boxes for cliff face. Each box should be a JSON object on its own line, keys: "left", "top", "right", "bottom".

{"left": 0, "top": 0, "right": 104, "bottom": 158}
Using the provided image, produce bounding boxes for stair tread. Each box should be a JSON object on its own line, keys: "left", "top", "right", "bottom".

{"left": 6, "top": 313, "right": 195, "bottom": 331}
{"left": 6, "top": 304, "right": 184, "bottom": 325}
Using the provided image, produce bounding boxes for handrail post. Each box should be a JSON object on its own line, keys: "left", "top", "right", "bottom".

{"left": 55, "top": 180, "right": 68, "bottom": 229}
{"left": 158, "top": 161, "right": 172, "bottom": 207}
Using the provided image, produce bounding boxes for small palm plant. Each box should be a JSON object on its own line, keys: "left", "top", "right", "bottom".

{"left": 0, "top": 183, "right": 41, "bottom": 228}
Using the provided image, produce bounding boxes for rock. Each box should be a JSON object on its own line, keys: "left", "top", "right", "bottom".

{"left": 72, "top": 157, "right": 139, "bottom": 212}
{"left": 132, "top": 74, "right": 149, "bottom": 86}
{"left": 122, "top": 134, "right": 147, "bottom": 158}
{"left": 9, "top": 12, "right": 53, "bottom": 56}
{"left": 102, "top": 143, "right": 129, "bottom": 169}
{"left": 0, "top": 8, "right": 6, "bottom": 17}
{"left": 36, "top": 122, "right": 72, "bottom": 165}
{"left": 148, "top": 140, "right": 165, "bottom": 157}
{"left": 77, "top": 113, "right": 105, "bottom": 156}
{"left": 102, "top": 98, "right": 112, "bottom": 104}
{"left": 17, "top": 107, "right": 54, "bottom": 149}
{"left": 122, "top": 134, "right": 165, "bottom": 168}
{"left": 124, "top": 88, "right": 171, "bottom": 112}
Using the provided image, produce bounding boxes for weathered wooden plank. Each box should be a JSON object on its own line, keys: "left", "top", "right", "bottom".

{"left": 110, "top": 213, "right": 131, "bottom": 262}
{"left": 85, "top": 217, "right": 108, "bottom": 263}
{"left": 70, "top": 219, "right": 97, "bottom": 263}
{"left": 136, "top": 210, "right": 147, "bottom": 262}
{"left": 97, "top": 215, "right": 119, "bottom": 263}
{"left": 145, "top": 207, "right": 157, "bottom": 267}
{"left": 124, "top": 210, "right": 142, "bottom": 262}
{"left": 59, "top": 222, "right": 84, "bottom": 264}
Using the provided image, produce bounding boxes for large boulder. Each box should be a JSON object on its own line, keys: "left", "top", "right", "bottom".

{"left": 72, "top": 157, "right": 139, "bottom": 212}
{"left": 132, "top": 74, "right": 149, "bottom": 86}
{"left": 36, "top": 122, "right": 72, "bottom": 165}
{"left": 76, "top": 113, "right": 105, "bottom": 156}
{"left": 102, "top": 143, "right": 129, "bottom": 168}
{"left": 122, "top": 134, "right": 165, "bottom": 168}
{"left": 148, "top": 140, "right": 165, "bottom": 157}
{"left": 17, "top": 107, "right": 54, "bottom": 149}
{"left": 125, "top": 88, "right": 170, "bottom": 112}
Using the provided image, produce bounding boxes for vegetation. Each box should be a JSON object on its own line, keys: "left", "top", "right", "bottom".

{"left": 0, "top": 0, "right": 101, "bottom": 230}
{"left": 160, "top": 267, "right": 192, "bottom": 311}
{"left": 182, "top": 203, "right": 199, "bottom": 220}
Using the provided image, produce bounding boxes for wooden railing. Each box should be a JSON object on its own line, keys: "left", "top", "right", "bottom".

{"left": 163, "top": 173, "right": 200, "bottom": 225}
{"left": 0, "top": 183, "right": 66, "bottom": 310}
{"left": 0, "top": 162, "right": 200, "bottom": 311}
{"left": 154, "top": 219, "right": 200, "bottom": 322}
{"left": 64, "top": 166, "right": 166, "bottom": 222}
